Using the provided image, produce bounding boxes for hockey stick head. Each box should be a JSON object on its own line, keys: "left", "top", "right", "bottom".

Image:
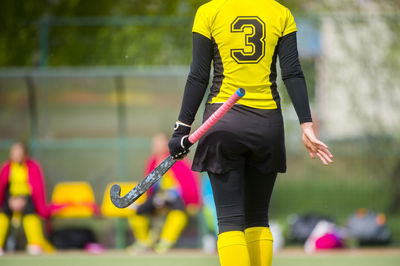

{"left": 110, "top": 184, "right": 122, "bottom": 208}
{"left": 110, "top": 184, "right": 130, "bottom": 209}
{"left": 110, "top": 183, "right": 142, "bottom": 208}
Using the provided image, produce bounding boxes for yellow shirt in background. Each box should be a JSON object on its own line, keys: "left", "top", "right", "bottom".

{"left": 159, "top": 171, "right": 178, "bottom": 191}
{"left": 9, "top": 162, "right": 31, "bottom": 196}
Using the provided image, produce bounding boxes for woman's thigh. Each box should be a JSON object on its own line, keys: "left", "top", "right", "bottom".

{"left": 244, "top": 166, "right": 277, "bottom": 229}
{"left": 208, "top": 168, "right": 246, "bottom": 233}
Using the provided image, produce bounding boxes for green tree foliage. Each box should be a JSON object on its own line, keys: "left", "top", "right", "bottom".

{"left": 0, "top": 0, "right": 210, "bottom": 66}
{"left": 0, "top": 0, "right": 308, "bottom": 67}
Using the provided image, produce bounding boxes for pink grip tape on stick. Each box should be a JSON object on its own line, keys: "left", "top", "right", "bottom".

{"left": 188, "top": 88, "right": 245, "bottom": 144}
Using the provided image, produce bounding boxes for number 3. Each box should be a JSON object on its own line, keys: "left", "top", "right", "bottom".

{"left": 231, "top": 16, "right": 266, "bottom": 64}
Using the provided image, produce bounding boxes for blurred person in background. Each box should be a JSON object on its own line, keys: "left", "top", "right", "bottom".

{"left": 128, "top": 133, "right": 200, "bottom": 254}
{"left": 0, "top": 141, "right": 54, "bottom": 255}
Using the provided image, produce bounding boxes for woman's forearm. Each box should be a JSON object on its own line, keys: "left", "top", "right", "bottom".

{"left": 278, "top": 32, "right": 312, "bottom": 124}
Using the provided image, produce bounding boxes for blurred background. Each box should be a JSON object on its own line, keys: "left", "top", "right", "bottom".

{"left": 0, "top": 0, "right": 399, "bottom": 259}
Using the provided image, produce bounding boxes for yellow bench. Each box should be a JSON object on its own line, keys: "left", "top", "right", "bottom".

{"left": 51, "top": 182, "right": 98, "bottom": 218}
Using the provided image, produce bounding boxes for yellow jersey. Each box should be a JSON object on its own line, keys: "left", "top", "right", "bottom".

{"left": 9, "top": 162, "right": 31, "bottom": 196}
{"left": 192, "top": 0, "right": 297, "bottom": 109}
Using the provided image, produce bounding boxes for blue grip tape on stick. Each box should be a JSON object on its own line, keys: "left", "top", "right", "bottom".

{"left": 236, "top": 88, "right": 245, "bottom": 98}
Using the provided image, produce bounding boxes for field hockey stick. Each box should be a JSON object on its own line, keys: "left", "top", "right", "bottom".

{"left": 110, "top": 88, "right": 245, "bottom": 208}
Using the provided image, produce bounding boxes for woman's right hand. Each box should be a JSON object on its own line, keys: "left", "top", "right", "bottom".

{"left": 168, "top": 121, "right": 192, "bottom": 160}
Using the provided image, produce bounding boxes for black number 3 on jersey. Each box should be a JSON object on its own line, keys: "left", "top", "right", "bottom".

{"left": 230, "top": 16, "right": 266, "bottom": 64}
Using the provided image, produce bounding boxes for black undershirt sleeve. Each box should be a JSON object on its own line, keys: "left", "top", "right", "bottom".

{"left": 278, "top": 32, "right": 312, "bottom": 124}
{"left": 177, "top": 33, "right": 213, "bottom": 125}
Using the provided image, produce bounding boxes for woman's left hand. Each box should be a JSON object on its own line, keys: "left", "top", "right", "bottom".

{"left": 301, "top": 122, "right": 334, "bottom": 166}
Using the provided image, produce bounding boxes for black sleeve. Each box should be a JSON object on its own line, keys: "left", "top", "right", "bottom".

{"left": 278, "top": 32, "right": 312, "bottom": 124}
{"left": 177, "top": 33, "right": 213, "bottom": 125}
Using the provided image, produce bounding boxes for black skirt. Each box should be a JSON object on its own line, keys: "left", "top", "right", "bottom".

{"left": 192, "top": 103, "right": 286, "bottom": 174}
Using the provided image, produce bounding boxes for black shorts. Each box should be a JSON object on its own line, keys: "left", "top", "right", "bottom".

{"left": 2, "top": 188, "right": 36, "bottom": 217}
{"left": 192, "top": 103, "right": 286, "bottom": 174}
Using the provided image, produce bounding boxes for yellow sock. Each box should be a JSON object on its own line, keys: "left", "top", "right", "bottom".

{"left": 41, "top": 238, "right": 56, "bottom": 253}
{"left": 245, "top": 227, "right": 274, "bottom": 266}
{"left": 0, "top": 213, "right": 10, "bottom": 248}
{"left": 159, "top": 210, "right": 187, "bottom": 245}
{"left": 128, "top": 214, "right": 151, "bottom": 246}
{"left": 217, "top": 231, "right": 251, "bottom": 266}
{"left": 22, "top": 214, "right": 55, "bottom": 252}
{"left": 23, "top": 214, "right": 43, "bottom": 246}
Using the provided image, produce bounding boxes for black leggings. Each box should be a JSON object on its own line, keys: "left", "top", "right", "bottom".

{"left": 208, "top": 169, "right": 277, "bottom": 233}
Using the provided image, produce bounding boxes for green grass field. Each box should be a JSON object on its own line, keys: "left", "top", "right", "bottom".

{"left": 1, "top": 249, "right": 400, "bottom": 266}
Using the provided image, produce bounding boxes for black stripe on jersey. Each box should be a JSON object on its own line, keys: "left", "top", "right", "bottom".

{"left": 270, "top": 45, "right": 280, "bottom": 108}
{"left": 206, "top": 37, "right": 225, "bottom": 103}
